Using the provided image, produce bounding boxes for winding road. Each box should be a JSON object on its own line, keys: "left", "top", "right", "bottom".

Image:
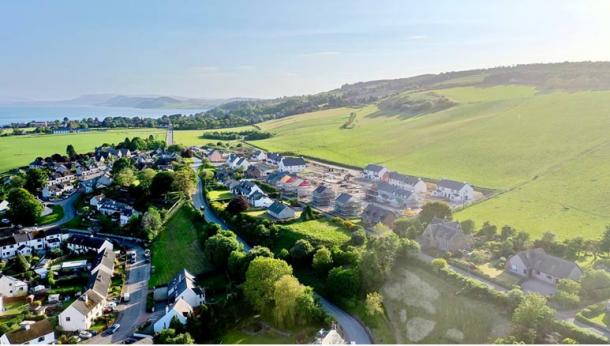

{"left": 190, "top": 158, "right": 372, "bottom": 344}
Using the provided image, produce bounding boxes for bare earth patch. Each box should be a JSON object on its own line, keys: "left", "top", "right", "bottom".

{"left": 406, "top": 317, "right": 436, "bottom": 342}
{"left": 382, "top": 270, "right": 439, "bottom": 314}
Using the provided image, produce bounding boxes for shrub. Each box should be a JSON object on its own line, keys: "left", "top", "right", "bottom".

{"left": 431, "top": 258, "right": 448, "bottom": 271}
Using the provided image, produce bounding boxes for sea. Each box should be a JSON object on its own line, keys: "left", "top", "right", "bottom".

{"left": 0, "top": 105, "right": 208, "bottom": 126}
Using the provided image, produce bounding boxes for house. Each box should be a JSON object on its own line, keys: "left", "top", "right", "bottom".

{"left": 506, "top": 248, "right": 583, "bottom": 285}
{"left": 313, "top": 328, "right": 345, "bottom": 345}
{"left": 388, "top": 172, "right": 427, "bottom": 194}
{"left": 0, "top": 200, "right": 9, "bottom": 213}
{"left": 334, "top": 193, "right": 362, "bottom": 217}
{"left": 312, "top": 185, "right": 336, "bottom": 207}
{"left": 267, "top": 201, "right": 296, "bottom": 220}
{"left": 248, "top": 192, "right": 274, "bottom": 208}
{"left": 58, "top": 290, "right": 105, "bottom": 332}
{"left": 230, "top": 180, "right": 264, "bottom": 198}
{"left": 52, "top": 127, "right": 70, "bottom": 135}
{"left": 206, "top": 149, "right": 224, "bottom": 163}
{"left": 375, "top": 182, "right": 421, "bottom": 208}
{"left": 266, "top": 153, "right": 284, "bottom": 165}
{"left": 420, "top": 218, "right": 472, "bottom": 253}
{"left": 0, "top": 319, "right": 55, "bottom": 345}
{"left": 0, "top": 275, "right": 28, "bottom": 297}
{"left": 232, "top": 157, "right": 250, "bottom": 170}
{"left": 361, "top": 204, "right": 396, "bottom": 228}
{"left": 89, "top": 194, "right": 105, "bottom": 208}
{"left": 278, "top": 157, "right": 306, "bottom": 173}
{"left": 41, "top": 183, "right": 74, "bottom": 199}
{"left": 246, "top": 163, "right": 274, "bottom": 179}
{"left": 97, "top": 199, "right": 139, "bottom": 226}
{"left": 432, "top": 179, "right": 474, "bottom": 203}
{"left": 250, "top": 150, "right": 267, "bottom": 162}
{"left": 95, "top": 173, "right": 113, "bottom": 189}
{"left": 66, "top": 234, "right": 113, "bottom": 254}
{"left": 167, "top": 269, "right": 205, "bottom": 307}
{"left": 363, "top": 164, "right": 388, "bottom": 181}
{"left": 153, "top": 298, "right": 193, "bottom": 333}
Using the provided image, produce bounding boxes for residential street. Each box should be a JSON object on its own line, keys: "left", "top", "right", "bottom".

{"left": 190, "top": 158, "right": 372, "bottom": 344}
{"left": 38, "top": 191, "right": 81, "bottom": 230}
{"left": 87, "top": 244, "right": 150, "bottom": 344}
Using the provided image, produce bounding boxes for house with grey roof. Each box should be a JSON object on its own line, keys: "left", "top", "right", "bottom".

{"left": 312, "top": 185, "right": 336, "bottom": 207}
{"left": 361, "top": 204, "right": 396, "bottom": 229}
{"left": 267, "top": 201, "right": 296, "bottom": 220}
{"left": 432, "top": 179, "right": 474, "bottom": 203}
{"left": 167, "top": 269, "right": 205, "bottom": 308}
{"left": 363, "top": 164, "right": 388, "bottom": 181}
{"left": 506, "top": 248, "right": 583, "bottom": 285}
{"left": 278, "top": 157, "right": 306, "bottom": 173}
{"left": 420, "top": 218, "right": 473, "bottom": 253}
{"left": 334, "top": 193, "right": 362, "bottom": 217}
{"left": 375, "top": 182, "right": 421, "bottom": 208}
{"left": 250, "top": 150, "right": 267, "bottom": 162}
{"left": 266, "top": 153, "right": 284, "bottom": 165}
{"left": 0, "top": 319, "right": 55, "bottom": 345}
{"left": 388, "top": 172, "right": 427, "bottom": 194}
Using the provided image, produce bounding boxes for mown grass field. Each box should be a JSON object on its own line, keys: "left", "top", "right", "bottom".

{"left": 150, "top": 204, "right": 210, "bottom": 287}
{"left": 0, "top": 128, "right": 164, "bottom": 172}
{"left": 382, "top": 264, "right": 510, "bottom": 343}
{"left": 38, "top": 204, "right": 64, "bottom": 225}
{"left": 275, "top": 218, "right": 351, "bottom": 251}
{"left": 250, "top": 86, "right": 610, "bottom": 239}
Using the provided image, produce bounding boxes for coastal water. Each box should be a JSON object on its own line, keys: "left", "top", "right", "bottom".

{"left": 0, "top": 105, "right": 207, "bottom": 126}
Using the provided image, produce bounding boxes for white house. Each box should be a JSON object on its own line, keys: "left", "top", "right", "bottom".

{"left": 58, "top": 290, "right": 105, "bottom": 332}
{"left": 0, "top": 275, "right": 28, "bottom": 297}
{"left": 267, "top": 201, "right": 296, "bottom": 220}
{"left": 363, "top": 164, "right": 388, "bottom": 181}
{"left": 375, "top": 182, "right": 421, "bottom": 208}
{"left": 66, "top": 234, "right": 113, "bottom": 254}
{"left": 388, "top": 172, "right": 427, "bottom": 194}
{"left": 0, "top": 319, "right": 55, "bottom": 345}
{"left": 278, "top": 157, "right": 306, "bottom": 173}
{"left": 230, "top": 180, "right": 264, "bottom": 198}
{"left": 432, "top": 179, "right": 474, "bottom": 203}
{"left": 250, "top": 150, "right": 267, "bottom": 162}
{"left": 167, "top": 269, "right": 206, "bottom": 308}
{"left": 153, "top": 298, "right": 193, "bottom": 333}
{"left": 248, "top": 192, "right": 274, "bottom": 208}
{"left": 506, "top": 248, "right": 583, "bottom": 286}
{"left": 266, "top": 153, "right": 283, "bottom": 165}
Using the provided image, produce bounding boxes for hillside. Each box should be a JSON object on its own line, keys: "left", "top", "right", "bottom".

{"left": 250, "top": 83, "right": 610, "bottom": 239}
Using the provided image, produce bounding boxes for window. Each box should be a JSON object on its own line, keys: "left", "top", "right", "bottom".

{"left": 38, "top": 337, "right": 45, "bottom": 342}
{"left": 66, "top": 317, "right": 71, "bottom": 321}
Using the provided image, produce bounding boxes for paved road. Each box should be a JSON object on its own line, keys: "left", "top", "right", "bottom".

{"left": 87, "top": 244, "right": 150, "bottom": 344}
{"left": 38, "top": 191, "right": 81, "bottom": 230}
{"left": 555, "top": 308, "right": 610, "bottom": 339}
{"left": 190, "top": 158, "right": 371, "bottom": 344}
{"left": 165, "top": 125, "right": 174, "bottom": 146}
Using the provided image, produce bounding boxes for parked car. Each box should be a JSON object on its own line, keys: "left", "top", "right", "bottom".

{"left": 106, "top": 324, "right": 120, "bottom": 335}
{"left": 122, "top": 292, "right": 130, "bottom": 303}
{"left": 78, "top": 330, "right": 93, "bottom": 339}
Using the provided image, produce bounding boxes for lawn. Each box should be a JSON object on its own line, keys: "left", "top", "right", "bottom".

{"left": 149, "top": 204, "right": 211, "bottom": 287}
{"left": 208, "top": 189, "right": 233, "bottom": 201}
{"left": 0, "top": 128, "right": 164, "bottom": 172}
{"left": 37, "top": 204, "right": 64, "bottom": 225}
{"left": 220, "top": 316, "right": 318, "bottom": 344}
{"left": 381, "top": 264, "right": 511, "bottom": 343}
{"left": 249, "top": 85, "right": 610, "bottom": 239}
{"left": 275, "top": 218, "right": 351, "bottom": 251}
{"left": 477, "top": 263, "right": 522, "bottom": 287}
{"left": 173, "top": 126, "right": 257, "bottom": 147}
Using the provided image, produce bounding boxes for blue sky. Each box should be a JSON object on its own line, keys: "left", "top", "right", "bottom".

{"left": 2, "top": 0, "right": 610, "bottom": 100}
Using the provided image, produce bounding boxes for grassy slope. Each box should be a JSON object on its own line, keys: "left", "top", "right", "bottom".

{"left": 246, "top": 86, "right": 610, "bottom": 239}
{"left": 275, "top": 219, "right": 351, "bottom": 251}
{"left": 150, "top": 204, "right": 210, "bottom": 287}
{"left": 0, "top": 128, "right": 164, "bottom": 172}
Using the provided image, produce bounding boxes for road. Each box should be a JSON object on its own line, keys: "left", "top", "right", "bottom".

{"left": 165, "top": 124, "right": 174, "bottom": 146}
{"left": 190, "top": 158, "right": 372, "bottom": 344}
{"left": 37, "top": 191, "right": 81, "bottom": 230}
{"left": 87, "top": 243, "right": 150, "bottom": 344}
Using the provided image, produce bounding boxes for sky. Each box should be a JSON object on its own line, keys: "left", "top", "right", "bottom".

{"left": 2, "top": 0, "right": 610, "bottom": 101}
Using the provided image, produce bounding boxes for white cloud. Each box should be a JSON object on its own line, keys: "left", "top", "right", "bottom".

{"left": 299, "top": 51, "right": 342, "bottom": 58}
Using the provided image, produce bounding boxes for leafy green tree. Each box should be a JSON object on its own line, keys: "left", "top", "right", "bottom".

{"left": 243, "top": 257, "right": 293, "bottom": 313}
{"left": 227, "top": 246, "right": 273, "bottom": 282}
{"left": 290, "top": 239, "right": 314, "bottom": 264}
{"left": 300, "top": 205, "right": 315, "bottom": 221}
{"left": 512, "top": 293, "right": 554, "bottom": 339}
{"left": 599, "top": 225, "right": 610, "bottom": 256}
{"left": 111, "top": 157, "right": 132, "bottom": 175}
{"left": 7, "top": 188, "right": 43, "bottom": 225}
{"left": 328, "top": 266, "right": 360, "bottom": 300}
{"left": 273, "top": 275, "right": 306, "bottom": 328}
{"left": 312, "top": 247, "right": 333, "bottom": 274}
{"left": 154, "top": 328, "right": 194, "bottom": 344}
{"left": 204, "top": 231, "right": 243, "bottom": 269}
{"left": 66, "top": 144, "right": 77, "bottom": 158}
{"left": 581, "top": 269, "right": 610, "bottom": 300}
{"left": 397, "top": 238, "right": 420, "bottom": 259}
{"left": 478, "top": 222, "right": 498, "bottom": 239}
{"left": 460, "top": 219, "right": 475, "bottom": 234}
{"left": 138, "top": 168, "right": 157, "bottom": 192}
{"left": 24, "top": 168, "right": 48, "bottom": 194}
{"left": 351, "top": 228, "right": 366, "bottom": 246}
{"left": 115, "top": 167, "right": 136, "bottom": 187}
{"left": 141, "top": 207, "right": 163, "bottom": 240}
{"left": 17, "top": 254, "right": 31, "bottom": 272}
{"left": 431, "top": 258, "right": 448, "bottom": 270}
{"left": 500, "top": 225, "right": 517, "bottom": 240}
{"left": 418, "top": 202, "right": 452, "bottom": 225}
{"left": 172, "top": 167, "right": 196, "bottom": 197}
{"left": 151, "top": 171, "right": 175, "bottom": 197}
{"left": 365, "top": 292, "right": 384, "bottom": 318}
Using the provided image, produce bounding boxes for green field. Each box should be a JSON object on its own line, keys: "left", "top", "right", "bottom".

{"left": 173, "top": 126, "right": 257, "bottom": 147}
{"left": 0, "top": 128, "right": 163, "bottom": 172}
{"left": 150, "top": 204, "right": 210, "bottom": 287}
{"left": 208, "top": 189, "right": 233, "bottom": 201}
{"left": 38, "top": 204, "right": 64, "bottom": 225}
{"left": 248, "top": 86, "right": 610, "bottom": 239}
{"left": 382, "top": 264, "right": 510, "bottom": 343}
{"left": 275, "top": 219, "right": 351, "bottom": 251}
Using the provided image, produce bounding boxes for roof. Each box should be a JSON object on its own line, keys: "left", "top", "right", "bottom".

{"left": 268, "top": 201, "right": 291, "bottom": 215}
{"left": 377, "top": 182, "right": 413, "bottom": 198}
{"left": 515, "top": 248, "right": 581, "bottom": 278}
{"left": 93, "top": 248, "right": 116, "bottom": 274}
{"left": 423, "top": 218, "right": 463, "bottom": 241}
{"left": 89, "top": 270, "right": 112, "bottom": 297}
{"left": 67, "top": 234, "right": 109, "bottom": 250}
{"left": 4, "top": 319, "right": 53, "bottom": 344}
{"left": 168, "top": 269, "right": 197, "bottom": 298}
{"left": 388, "top": 172, "right": 421, "bottom": 185}
{"left": 313, "top": 185, "right": 331, "bottom": 194}
{"left": 70, "top": 290, "right": 105, "bottom": 315}
{"left": 362, "top": 204, "right": 395, "bottom": 220}
{"left": 170, "top": 298, "right": 194, "bottom": 316}
{"left": 437, "top": 179, "right": 469, "bottom": 191}
{"left": 364, "top": 164, "right": 385, "bottom": 173}
{"left": 267, "top": 153, "right": 283, "bottom": 161}
{"left": 281, "top": 157, "right": 306, "bottom": 167}
{"left": 335, "top": 192, "right": 354, "bottom": 204}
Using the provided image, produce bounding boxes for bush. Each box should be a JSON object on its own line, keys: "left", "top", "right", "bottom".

{"left": 431, "top": 258, "right": 448, "bottom": 271}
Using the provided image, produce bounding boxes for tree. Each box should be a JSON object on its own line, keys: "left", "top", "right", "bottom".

{"left": 500, "top": 225, "right": 517, "bottom": 240}
{"left": 172, "top": 167, "right": 196, "bottom": 197}
{"left": 290, "top": 239, "right": 314, "bottom": 264}
{"left": 312, "top": 247, "right": 333, "bottom": 273}
{"left": 418, "top": 202, "right": 452, "bottom": 225}
{"left": 394, "top": 218, "right": 423, "bottom": 238}
{"left": 7, "top": 188, "right": 43, "bottom": 226}
{"left": 397, "top": 238, "right": 420, "bottom": 259}
{"left": 66, "top": 144, "right": 77, "bottom": 158}
{"left": 243, "top": 257, "right": 293, "bottom": 313}
{"left": 273, "top": 274, "right": 306, "bottom": 328}
{"left": 351, "top": 228, "right": 366, "bottom": 246}
{"left": 460, "top": 219, "right": 475, "bottom": 234}
{"left": 300, "top": 205, "right": 315, "bottom": 221}
{"left": 154, "top": 328, "right": 194, "bottom": 344}
{"left": 111, "top": 157, "right": 132, "bottom": 175}
{"left": 328, "top": 266, "right": 360, "bottom": 300}
{"left": 581, "top": 269, "right": 610, "bottom": 300}
{"left": 226, "top": 196, "right": 249, "bottom": 214}
{"left": 24, "top": 168, "right": 48, "bottom": 194}
{"left": 115, "top": 168, "right": 136, "bottom": 187}
{"left": 138, "top": 168, "right": 157, "bottom": 191}
{"left": 599, "top": 225, "right": 610, "bottom": 256}
{"left": 365, "top": 292, "right": 384, "bottom": 318}
{"left": 431, "top": 258, "right": 448, "bottom": 271}
{"left": 141, "top": 207, "right": 163, "bottom": 240}
{"left": 17, "top": 254, "right": 31, "bottom": 272}
{"left": 359, "top": 231, "right": 400, "bottom": 293}
{"left": 151, "top": 171, "right": 175, "bottom": 197}
{"left": 512, "top": 293, "right": 555, "bottom": 336}
{"left": 478, "top": 222, "right": 498, "bottom": 240}
{"left": 228, "top": 246, "right": 273, "bottom": 282}
{"left": 204, "top": 231, "right": 243, "bottom": 269}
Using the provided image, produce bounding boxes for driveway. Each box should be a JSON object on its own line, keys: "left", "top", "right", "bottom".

{"left": 86, "top": 244, "right": 150, "bottom": 344}
{"left": 521, "top": 278, "right": 557, "bottom": 296}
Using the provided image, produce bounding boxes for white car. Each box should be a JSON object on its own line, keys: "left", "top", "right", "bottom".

{"left": 78, "top": 330, "right": 93, "bottom": 339}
